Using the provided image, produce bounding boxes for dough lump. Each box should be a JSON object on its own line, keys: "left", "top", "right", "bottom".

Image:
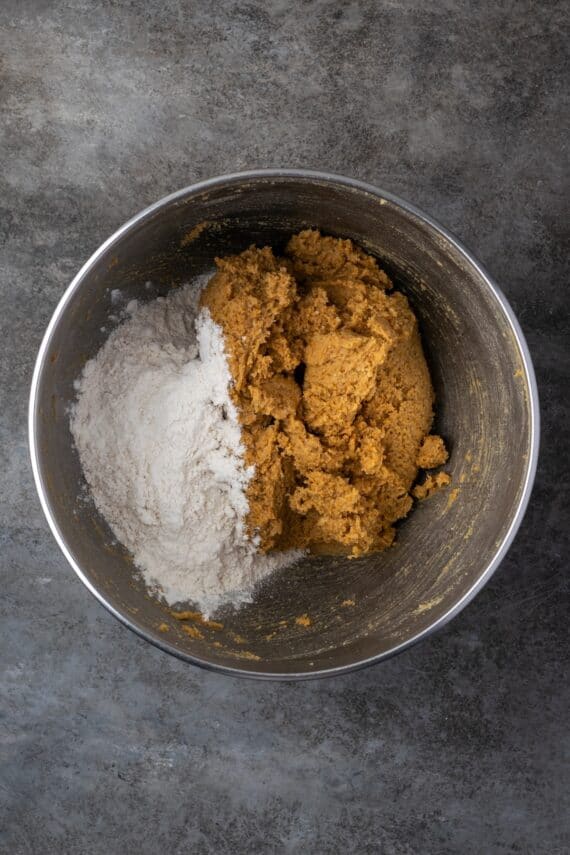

{"left": 201, "top": 230, "right": 448, "bottom": 556}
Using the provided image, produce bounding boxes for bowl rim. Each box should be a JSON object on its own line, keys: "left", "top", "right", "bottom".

{"left": 28, "top": 168, "right": 540, "bottom": 680}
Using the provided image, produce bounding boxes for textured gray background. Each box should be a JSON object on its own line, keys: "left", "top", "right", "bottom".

{"left": 1, "top": 1, "right": 568, "bottom": 853}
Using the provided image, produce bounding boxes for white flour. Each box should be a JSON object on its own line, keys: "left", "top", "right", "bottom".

{"left": 70, "top": 280, "right": 299, "bottom": 615}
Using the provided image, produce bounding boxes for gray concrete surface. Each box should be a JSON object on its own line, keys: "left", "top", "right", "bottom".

{"left": 1, "top": 1, "right": 568, "bottom": 853}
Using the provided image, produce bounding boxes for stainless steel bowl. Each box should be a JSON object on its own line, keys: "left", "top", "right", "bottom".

{"left": 29, "top": 170, "right": 539, "bottom": 679}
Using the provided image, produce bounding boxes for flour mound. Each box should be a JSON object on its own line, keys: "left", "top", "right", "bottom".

{"left": 70, "top": 281, "right": 299, "bottom": 616}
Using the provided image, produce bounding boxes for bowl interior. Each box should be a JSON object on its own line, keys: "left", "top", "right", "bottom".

{"left": 31, "top": 174, "right": 535, "bottom": 676}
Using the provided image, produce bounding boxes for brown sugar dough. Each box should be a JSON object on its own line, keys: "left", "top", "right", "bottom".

{"left": 417, "top": 434, "right": 448, "bottom": 469}
{"left": 201, "top": 230, "right": 448, "bottom": 556}
{"left": 412, "top": 471, "right": 452, "bottom": 500}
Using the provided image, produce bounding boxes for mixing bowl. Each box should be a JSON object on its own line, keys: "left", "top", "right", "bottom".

{"left": 29, "top": 169, "right": 539, "bottom": 679}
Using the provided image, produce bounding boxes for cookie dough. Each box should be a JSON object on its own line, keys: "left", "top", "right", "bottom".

{"left": 201, "top": 230, "right": 448, "bottom": 556}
